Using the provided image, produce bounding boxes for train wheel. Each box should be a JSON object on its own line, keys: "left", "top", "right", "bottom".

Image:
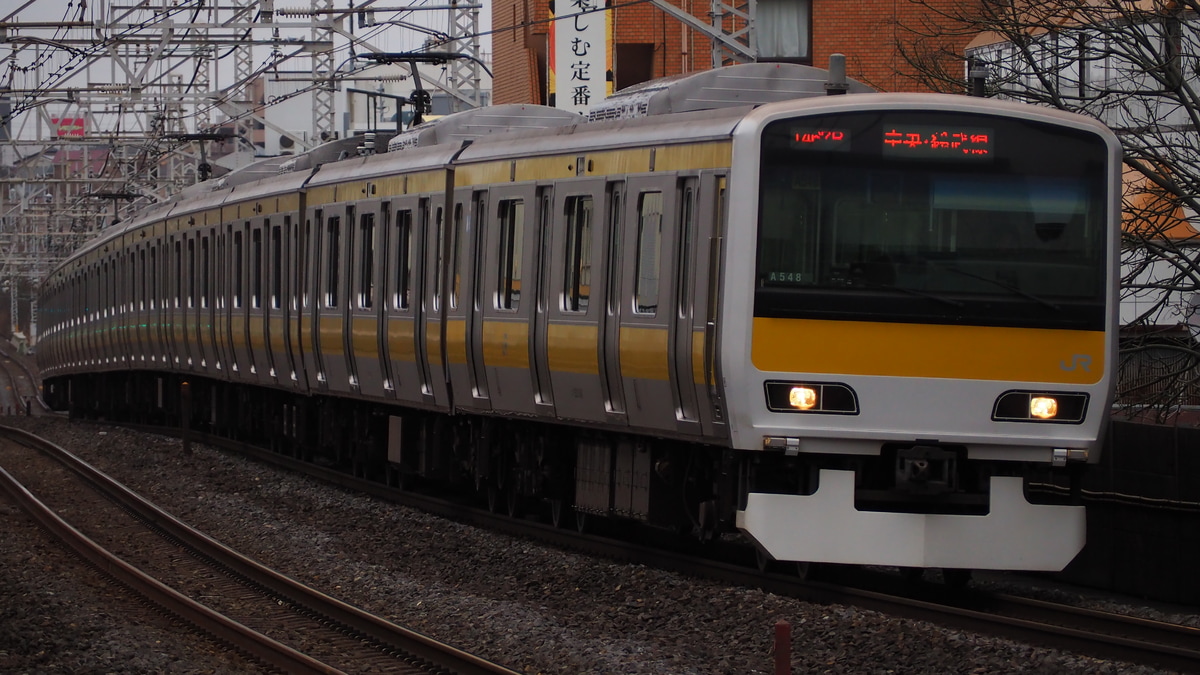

{"left": 575, "top": 511, "right": 589, "bottom": 534}
{"left": 549, "top": 498, "right": 568, "bottom": 528}
{"left": 795, "top": 562, "right": 817, "bottom": 581}
{"left": 900, "top": 567, "right": 925, "bottom": 582}
{"left": 506, "top": 489, "right": 524, "bottom": 518}
{"left": 756, "top": 548, "right": 772, "bottom": 573}
{"left": 486, "top": 486, "right": 501, "bottom": 513}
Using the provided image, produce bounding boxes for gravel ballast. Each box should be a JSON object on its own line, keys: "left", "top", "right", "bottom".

{"left": 0, "top": 415, "right": 1185, "bottom": 674}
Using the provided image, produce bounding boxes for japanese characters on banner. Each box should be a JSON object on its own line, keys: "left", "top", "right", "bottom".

{"left": 549, "top": 0, "right": 612, "bottom": 115}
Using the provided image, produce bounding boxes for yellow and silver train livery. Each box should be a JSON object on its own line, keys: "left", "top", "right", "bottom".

{"left": 37, "top": 63, "right": 1120, "bottom": 573}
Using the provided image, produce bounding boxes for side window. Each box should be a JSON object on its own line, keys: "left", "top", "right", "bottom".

{"left": 677, "top": 185, "right": 695, "bottom": 317}
{"left": 433, "top": 206, "right": 445, "bottom": 311}
{"left": 187, "top": 238, "right": 197, "bottom": 309}
{"left": 173, "top": 240, "right": 182, "bottom": 309}
{"left": 394, "top": 209, "right": 413, "bottom": 310}
{"left": 450, "top": 203, "right": 464, "bottom": 310}
{"left": 201, "top": 235, "right": 211, "bottom": 309}
{"left": 563, "top": 195, "right": 593, "bottom": 313}
{"left": 233, "top": 228, "right": 244, "bottom": 309}
{"left": 359, "top": 212, "right": 375, "bottom": 309}
{"left": 497, "top": 199, "right": 524, "bottom": 311}
{"left": 271, "top": 225, "right": 282, "bottom": 310}
{"left": 325, "top": 215, "right": 341, "bottom": 308}
{"left": 634, "top": 191, "right": 663, "bottom": 316}
{"left": 252, "top": 226, "right": 263, "bottom": 309}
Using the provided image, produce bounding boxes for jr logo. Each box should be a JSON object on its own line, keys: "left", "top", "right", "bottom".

{"left": 1060, "top": 354, "right": 1091, "bottom": 372}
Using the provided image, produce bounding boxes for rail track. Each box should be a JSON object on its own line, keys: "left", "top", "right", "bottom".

{"left": 0, "top": 343, "right": 42, "bottom": 415}
{"left": 0, "top": 424, "right": 519, "bottom": 675}
{"left": 173, "top": 424, "right": 1200, "bottom": 674}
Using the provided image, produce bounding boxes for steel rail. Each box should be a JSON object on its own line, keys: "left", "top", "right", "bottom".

{"left": 176, "top": 425, "right": 1200, "bottom": 673}
{"left": 0, "top": 425, "right": 520, "bottom": 675}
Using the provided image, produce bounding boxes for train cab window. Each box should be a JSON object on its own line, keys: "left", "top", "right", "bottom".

{"left": 563, "top": 195, "right": 593, "bottom": 313}
{"left": 634, "top": 191, "right": 663, "bottom": 315}
{"left": 325, "top": 216, "right": 341, "bottom": 308}
{"left": 497, "top": 199, "right": 524, "bottom": 311}
{"left": 358, "top": 212, "right": 375, "bottom": 309}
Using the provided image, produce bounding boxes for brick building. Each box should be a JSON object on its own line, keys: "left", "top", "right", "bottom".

{"left": 490, "top": 0, "right": 981, "bottom": 104}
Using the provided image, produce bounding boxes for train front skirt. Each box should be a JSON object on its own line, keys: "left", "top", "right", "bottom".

{"left": 736, "top": 469, "right": 1085, "bottom": 571}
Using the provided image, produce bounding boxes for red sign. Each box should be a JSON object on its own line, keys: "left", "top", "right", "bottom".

{"left": 51, "top": 117, "right": 86, "bottom": 138}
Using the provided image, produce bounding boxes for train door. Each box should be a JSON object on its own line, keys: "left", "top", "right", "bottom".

{"left": 283, "top": 214, "right": 303, "bottom": 388}
{"left": 616, "top": 175, "right": 679, "bottom": 433}
{"left": 229, "top": 221, "right": 250, "bottom": 379}
{"left": 248, "top": 218, "right": 268, "bottom": 384}
{"left": 529, "top": 186, "right": 556, "bottom": 415}
{"left": 376, "top": 202, "right": 396, "bottom": 399}
{"left": 297, "top": 211, "right": 319, "bottom": 391}
{"left": 423, "top": 201, "right": 451, "bottom": 407}
{"left": 214, "top": 224, "right": 228, "bottom": 374}
{"left": 319, "top": 205, "right": 352, "bottom": 394}
{"left": 599, "top": 181, "right": 628, "bottom": 423}
{"left": 479, "top": 184, "right": 539, "bottom": 416}
{"left": 546, "top": 178, "right": 608, "bottom": 423}
{"left": 264, "top": 220, "right": 283, "bottom": 384}
{"left": 382, "top": 196, "right": 430, "bottom": 405}
{"left": 669, "top": 176, "right": 702, "bottom": 434}
{"left": 167, "top": 236, "right": 181, "bottom": 368}
{"left": 443, "top": 189, "right": 492, "bottom": 413}
{"left": 184, "top": 234, "right": 199, "bottom": 371}
{"left": 689, "top": 172, "right": 729, "bottom": 438}
{"left": 349, "top": 197, "right": 386, "bottom": 396}
{"left": 304, "top": 209, "right": 328, "bottom": 392}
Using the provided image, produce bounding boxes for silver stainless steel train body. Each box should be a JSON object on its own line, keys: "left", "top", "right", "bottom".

{"left": 37, "top": 64, "right": 1121, "bottom": 572}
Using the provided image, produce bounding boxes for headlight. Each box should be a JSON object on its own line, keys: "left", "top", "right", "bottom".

{"left": 993, "top": 390, "right": 1088, "bottom": 423}
{"left": 1029, "top": 396, "right": 1059, "bottom": 419}
{"left": 765, "top": 381, "right": 859, "bottom": 414}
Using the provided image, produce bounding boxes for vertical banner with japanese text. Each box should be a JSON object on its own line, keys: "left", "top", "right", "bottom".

{"left": 548, "top": 0, "right": 612, "bottom": 115}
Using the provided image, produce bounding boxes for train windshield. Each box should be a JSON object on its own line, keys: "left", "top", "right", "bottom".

{"left": 756, "top": 110, "right": 1110, "bottom": 330}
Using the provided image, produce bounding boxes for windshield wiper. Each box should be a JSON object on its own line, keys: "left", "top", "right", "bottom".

{"left": 862, "top": 282, "right": 964, "bottom": 309}
{"left": 936, "top": 264, "right": 1060, "bottom": 312}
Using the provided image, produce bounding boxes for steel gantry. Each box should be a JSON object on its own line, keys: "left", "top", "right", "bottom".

{"left": 0, "top": 0, "right": 487, "bottom": 344}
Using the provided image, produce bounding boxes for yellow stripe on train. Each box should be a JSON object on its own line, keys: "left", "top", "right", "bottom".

{"left": 751, "top": 318, "right": 1105, "bottom": 384}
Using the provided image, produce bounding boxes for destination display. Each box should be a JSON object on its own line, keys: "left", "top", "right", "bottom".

{"left": 881, "top": 125, "right": 993, "bottom": 160}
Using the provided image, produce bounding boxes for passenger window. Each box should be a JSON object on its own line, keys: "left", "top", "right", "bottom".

{"left": 450, "top": 203, "right": 464, "bottom": 310}
{"left": 359, "top": 212, "right": 375, "bottom": 309}
{"left": 497, "top": 199, "right": 524, "bottom": 311}
{"left": 563, "top": 195, "right": 593, "bottom": 313}
{"left": 233, "top": 229, "right": 243, "bottom": 309}
{"left": 325, "top": 216, "right": 340, "bottom": 308}
{"left": 634, "top": 191, "right": 663, "bottom": 315}
{"left": 271, "top": 225, "right": 282, "bottom": 310}
{"left": 394, "top": 209, "right": 413, "bottom": 310}
{"left": 252, "top": 227, "right": 263, "bottom": 309}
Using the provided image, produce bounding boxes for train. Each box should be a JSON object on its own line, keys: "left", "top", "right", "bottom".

{"left": 36, "top": 62, "right": 1122, "bottom": 574}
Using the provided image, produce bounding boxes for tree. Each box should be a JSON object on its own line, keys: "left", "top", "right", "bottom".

{"left": 897, "top": 0, "right": 1200, "bottom": 421}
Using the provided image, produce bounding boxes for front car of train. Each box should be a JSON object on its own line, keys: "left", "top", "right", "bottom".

{"left": 724, "top": 94, "right": 1121, "bottom": 571}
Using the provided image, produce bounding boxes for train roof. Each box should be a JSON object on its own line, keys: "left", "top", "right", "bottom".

{"left": 587, "top": 62, "right": 873, "bottom": 121}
